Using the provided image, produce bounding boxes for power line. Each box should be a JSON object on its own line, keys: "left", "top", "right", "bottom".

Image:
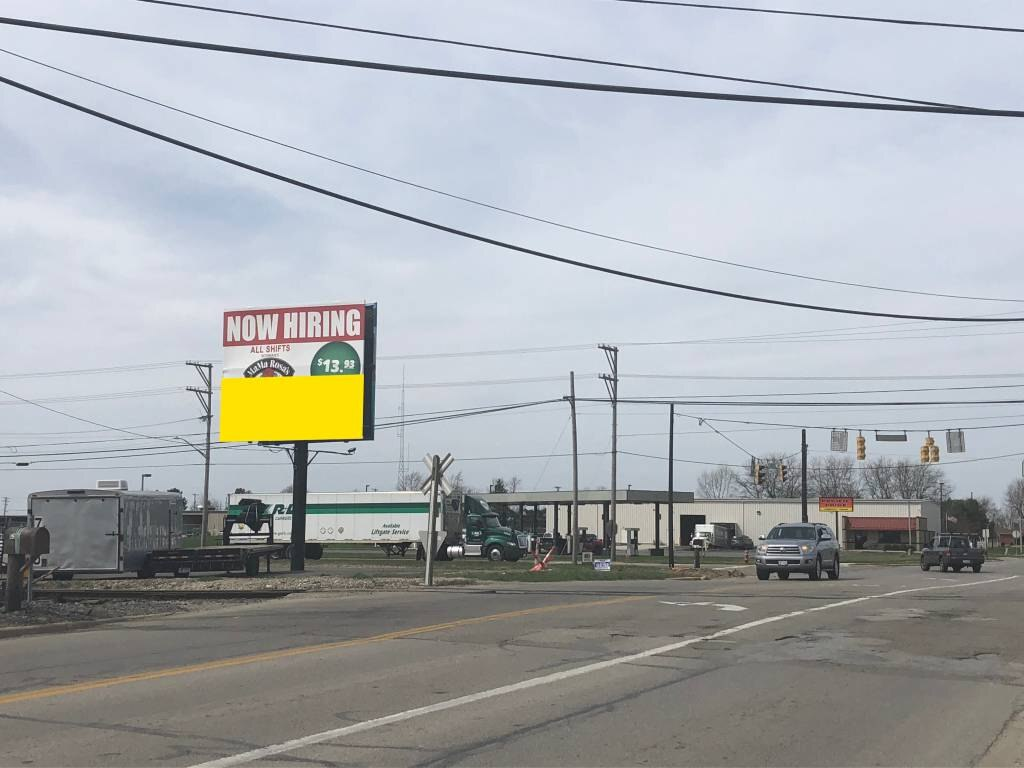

{"left": 578, "top": 396, "right": 1024, "bottom": 407}
{"left": 6, "top": 48, "right": 1012, "bottom": 306}
{"left": 0, "top": 360, "right": 193, "bottom": 379}
{"left": 0, "top": 418, "right": 199, "bottom": 437}
{"left": 0, "top": 386, "right": 185, "bottom": 406}
{"left": 607, "top": 1, "right": 1024, "bottom": 35}
{"left": 130, "top": 0, "right": 968, "bottom": 109}
{"left": 633, "top": 383, "right": 1024, "bottom": 400}
{"left": 3, "top": 17, "right": 1024, "bottom": 117}
{"left": 624, "top": 372, "right": 1024, "bottom": 382}
{"left": 5, "top": 75, "right": 1024, "bottom": 326}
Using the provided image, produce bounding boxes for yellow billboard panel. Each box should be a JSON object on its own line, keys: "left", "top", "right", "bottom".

{"left": 220, "top": 303, "right": 376, "bottom": 443}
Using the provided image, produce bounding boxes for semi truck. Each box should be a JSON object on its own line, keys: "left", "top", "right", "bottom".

{"left": 690, "top": 523, "right": 731, "bottom": 550}
{"left": 225, "top": 492, "right": 530, "bottom": 562}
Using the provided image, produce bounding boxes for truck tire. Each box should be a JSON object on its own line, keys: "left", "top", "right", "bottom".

{"left": 827, "top": 556, "right": 840, "bottom": 580}
{"left": 305, "top": 543, "right": 324, "bottom": 560}
{"left": 486, "top": 545, "right": 504, "bottom": 562}
{"left": 808, "top": 556, "right": 822, "bottom": 581}
{"left": 920, "top": 558, "right": 931, "bottom": 571}
{"left": 953, "top": 565, "right": 963, "bottom": 573}
{"left": 756, "top": 567, "right": 770, "bottom": 580}
{"left": 972, "top": 563, "right": 983, "bottom": 573}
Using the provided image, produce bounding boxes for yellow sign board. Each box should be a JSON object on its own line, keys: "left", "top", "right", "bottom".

{"left": 819, "top": 497, "right": 854, "bottom": 513}
{"left": 219, "top": 303, "right": 376, "bottom": 443}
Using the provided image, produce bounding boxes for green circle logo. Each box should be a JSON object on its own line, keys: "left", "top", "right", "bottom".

{"left": 311, "top": 342, "right": 361, "bottom": 376}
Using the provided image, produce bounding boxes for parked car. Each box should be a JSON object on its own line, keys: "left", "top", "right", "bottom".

{"left": 755, "top": 523, "right": 840, "bottom": 581}
{"left": 731, "top": 534, "right": 754, "bottom": 550}
{"left": 579, "top": 532, "right": 604, "bottom": 555}
{"left": 920, "top": 534, "right": 985, "bottom": 573}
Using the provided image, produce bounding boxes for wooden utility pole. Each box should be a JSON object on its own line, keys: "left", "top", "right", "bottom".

{"left": 667, "top": 404, "right": 676, "bottom": 569}
{"left": 291, "top": 441, "right": 309, "bottom": 571}
{"left": 570, "top": 371, "right": 580, "bottom": 565}
{"left": 422, "top": 453, "right": 454, "bottom": 586}
{"left": 599, "top": 345, "right": 619, "bottom": 561}
{"left": 187, "top": 362, "right": 213, "bottom": 546}
{"left": 801, "top": 429, "right": 809, "bottom": 523}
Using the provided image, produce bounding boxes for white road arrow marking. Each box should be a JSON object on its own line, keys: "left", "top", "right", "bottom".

{"left": 659, "top": 601, "right": 747, "bottom": 612}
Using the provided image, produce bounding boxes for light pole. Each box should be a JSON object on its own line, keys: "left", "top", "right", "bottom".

{"left": 938, "top": 481, "right": 944, "bottom": 535}
{"left": 141, "top": 473, "right": 152, "bottom": 491}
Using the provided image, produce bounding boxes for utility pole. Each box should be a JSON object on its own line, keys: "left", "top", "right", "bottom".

{"left": 599, "top": 344, "right": 619, "bottom": 561}
{"left": 187, "top": 362, "right": 213, "bottom": 547}
{"left": 667, "top": 404, "right": 675, "bottom": 569}
{"left": 800, "top": 428, "right": 808, "bottom": 523}
{"left": 291, "top": 442, "right": 309, "bottom": 572}
{"left": 939, "top": 481, "right": 945, "bottom": 534}
{"left": 570, "top": 371, "right": 580, "bottom": 565}
{"left": 421, "top": 453, "right": 454, "bottom": 586}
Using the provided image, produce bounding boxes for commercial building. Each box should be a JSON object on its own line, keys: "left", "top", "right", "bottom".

{"left": 480, "top": 493, "right": 938, "bottom": 551}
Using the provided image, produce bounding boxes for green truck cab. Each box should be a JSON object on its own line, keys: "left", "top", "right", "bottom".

{"left": 443, "top": 495, "right": 530, "bottom": 562}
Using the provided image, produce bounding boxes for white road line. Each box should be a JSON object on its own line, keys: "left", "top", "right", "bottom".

{"left": 659, "top": 601, "right": 747, "bottom": 612}
{"left": 191, "top": 575, "right": 1018, "bottom": 768}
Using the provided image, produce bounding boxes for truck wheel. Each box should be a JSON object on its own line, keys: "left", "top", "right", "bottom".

{"left": 486, "top": 545, "right": 504, "bottom": 562}
{"left": 972, "top": 563, "right": 982, "bottom": 573}
{"left": 920, "top": 558, "right": 931, "bottom": 571}
{"left": 808, "top": 556, "right": 822, "bottom": 581}
{"left": 953, "top": 565, "right": 963, "bottom": 573}
{"left": 756, "top": 567, "right": 770, "bottom": 580}
{"left": 827, "top": 556, "right": 840, "bottom": 580}
{"left": 244, "top": 557, "right": 260, "bottom": 577}
{"left": 305, "top": 543, "right": 324, "bottom": 560}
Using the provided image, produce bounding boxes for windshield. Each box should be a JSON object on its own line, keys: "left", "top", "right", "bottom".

{"left": 767, "top": 526, "right": 816, "bottom": 540}
{"left": 482, "top": 515, "right": 503, "bottom": 530}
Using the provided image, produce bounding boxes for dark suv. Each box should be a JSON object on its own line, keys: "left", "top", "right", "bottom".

{"left": 920, "top": 534, "right": 985, "bottom": 573}
{"left": 755, "top": 523, "right": 840, "bottom": 581}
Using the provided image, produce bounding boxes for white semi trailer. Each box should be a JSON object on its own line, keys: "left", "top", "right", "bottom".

{"left": 225, "top": 491, "right": 436, "bottom": 558}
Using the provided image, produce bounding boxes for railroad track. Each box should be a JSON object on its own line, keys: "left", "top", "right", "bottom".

{"left": 32, "top": 589, "right": 297, "bottom": 601}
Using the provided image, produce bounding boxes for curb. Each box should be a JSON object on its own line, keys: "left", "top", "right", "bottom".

{"left": 0, "top": 611, "right": 173, "bottom": 641}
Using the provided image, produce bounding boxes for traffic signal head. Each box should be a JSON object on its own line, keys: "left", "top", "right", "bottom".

{"left": 779, "top": 464, "right": 787, "bottom": 482}
{"left": 930, "top": 444, "right": 940, "bottom": 463}
{"left": 754, "top": 462, "right": 764, "bottom": 485}
{"left": 856, "top": 434, "right": 866, "bottom": 461}
{"left": 920, "top": 444, "right": 931, "bottom": 464}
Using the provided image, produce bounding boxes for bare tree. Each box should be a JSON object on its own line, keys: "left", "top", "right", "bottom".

{"left": 397, "top": 471, "right": 425, "bottom": 491}
{"left": 507, "top": 475, "right": 522, "bottom": 493}
{"left": 280, "top": 484, "right": 294, "bottom": 493}
{"left": 809, "top": 455, "right": 861, "bottom": 498}
{"left": 697, "top": 465, "right": 739, "bottom": 498}
{"left": 733, "top": 452, "right": 802, "bottom": 498}
{"left": 862, "top": 458, "right": 947, "bottom": 501}
{"left": 1002, "top": 478, "right": 1024, "bottom": 529}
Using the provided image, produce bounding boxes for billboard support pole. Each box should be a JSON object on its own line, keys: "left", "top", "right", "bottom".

{"left": 424, "top": 454, "right": 440, "bottom": 587}
{"left": 801, "top": 428, "right": 809, "bottom": 524}
{"left": 569, "top": 372, "right": 580, "bottom": 566}
{"left": 187, "top": 362, "right": 213, "bottom": 547}
{"left": 291, "top": 441, "right": 309, "bottom": 572}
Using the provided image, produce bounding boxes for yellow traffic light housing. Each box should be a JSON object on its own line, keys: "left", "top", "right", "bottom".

{"left": 856, "top": 433, "right": 866, "bottom": 461}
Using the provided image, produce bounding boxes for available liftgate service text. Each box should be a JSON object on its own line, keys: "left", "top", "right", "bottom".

{"left": 220, "top": 302, "right": 377, "bottom": 443}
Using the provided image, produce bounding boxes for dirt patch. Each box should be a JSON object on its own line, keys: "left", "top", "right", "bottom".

{"left": 33, "top": 573, "right": 476, "bottom": 593}
{"left": 0, "top": 596, "right": 256, "bottom": 629}
{"left": 669, "top": 567, "right": 747, "bottom": 579}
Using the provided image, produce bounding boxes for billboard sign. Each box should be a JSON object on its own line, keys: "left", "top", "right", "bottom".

{"left": 819, "top": 497, "right": 854, "bottom": 513}
{"left": 220, "top": 303, "right": 376, "bottom": 442}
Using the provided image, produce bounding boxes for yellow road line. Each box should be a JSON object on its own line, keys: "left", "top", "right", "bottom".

{"left": 0, "top": 594, "right": 647, "bottom": 707}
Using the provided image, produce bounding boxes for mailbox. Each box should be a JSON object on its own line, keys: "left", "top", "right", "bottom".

{"left": 5, "top": 526, "right": 50, "bottom": 557}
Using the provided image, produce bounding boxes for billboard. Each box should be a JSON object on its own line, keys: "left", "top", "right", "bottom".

{"left": 220, "top": 303, "right": 376, "bottom": 442}
{"left": 819, "top": 497, "right": 854, "bottom": 513}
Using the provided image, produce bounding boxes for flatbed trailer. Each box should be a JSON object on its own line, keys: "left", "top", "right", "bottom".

{"left": 139, "top": 544, "right": 286, "bottom": 578}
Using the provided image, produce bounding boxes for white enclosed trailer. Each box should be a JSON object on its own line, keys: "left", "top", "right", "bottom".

{"left": 27, "top": 489, "right": 184, "bottom": 576}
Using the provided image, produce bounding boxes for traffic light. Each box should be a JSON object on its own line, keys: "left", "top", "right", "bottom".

{"left": 856, "top": 433, "right": 866, "bottom": 461}
{"left": 920, "top": 444, "right": 931, "bottom": 464}
{"left": 779, "top": 464, "right": 787, "bottom": 482}
{"left": 930, "top": 443, "right": 940, "bottom": 463}
{"left": 754, "top": 462, "right": 764, "bottom": 485}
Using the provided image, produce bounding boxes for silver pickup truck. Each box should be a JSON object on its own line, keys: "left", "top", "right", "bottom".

{"left": 755, "top": 523, "right": 840, "bottom": 581}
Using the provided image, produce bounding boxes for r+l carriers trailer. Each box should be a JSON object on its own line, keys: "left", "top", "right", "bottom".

{"left": 225, "top": 492, "right": 530, "bottom": 562}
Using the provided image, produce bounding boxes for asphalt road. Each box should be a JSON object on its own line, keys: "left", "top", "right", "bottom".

{"left": 1, "top": 560, "right": 1022, "bottom": 767}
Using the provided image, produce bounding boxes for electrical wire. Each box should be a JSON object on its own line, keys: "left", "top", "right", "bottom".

{"left": 129, "top": 0, "right": 968, "bottom": 109}
{"left": 632, "top": 383, "right": 1024, "bottom": 400}
{"left": 3, "top": 17, "right": 1024, "bottom": 117}
{"left": 0, "top": 386, "right": 185, "bottom": 406}
{"left": 577, "top": 396, "right": 1024, "bottom": 407}
{"left": 6, "top": 46, "right": 1019, "bottom": 306}
{"left": 691, "top": 416, "right": 757, "bottom": 458}
{"left": 0, "top": 418, "right": 199, "bottom": 437}
{"left": 0, "top": 360, "right": 193, "bottom": 379}
{"left": 607, "top": 1, "right": 1024, "bottom": 35}
{"left": 4, "top": 74, "right": 1023, "bottom": 325}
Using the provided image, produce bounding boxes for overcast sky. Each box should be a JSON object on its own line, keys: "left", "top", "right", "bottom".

{"left": 2, "top": 0, "right": 1023, "bottom": 513}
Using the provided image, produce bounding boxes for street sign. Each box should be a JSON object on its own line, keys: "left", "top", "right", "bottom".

{"left": 593, "top": 559, "right": 612, "bottom": 572}
{"left": 946, "top": 429, "right": 966, "bottom": 453}
{"left": 819, "top": 497, "right": 854, "bottom": 513}
{"left": 830, "top": 430, "right": 849, "bottom": 452}
{"left": 220, "top": 303, "right": 377, "bottom": 442}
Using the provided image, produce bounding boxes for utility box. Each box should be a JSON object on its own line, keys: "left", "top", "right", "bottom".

{"left": 5, "top": 526, "right": 50, "bottom": 557}
{"left": 625, "top": 528, "right": 640, "bottom": 557}
{"left": 28, "top": 489, "right": 184, "bottom": 577}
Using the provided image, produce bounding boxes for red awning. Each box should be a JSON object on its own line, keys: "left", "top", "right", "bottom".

{"left": 845, "top": 516, "right": 915, "bottom": 531}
